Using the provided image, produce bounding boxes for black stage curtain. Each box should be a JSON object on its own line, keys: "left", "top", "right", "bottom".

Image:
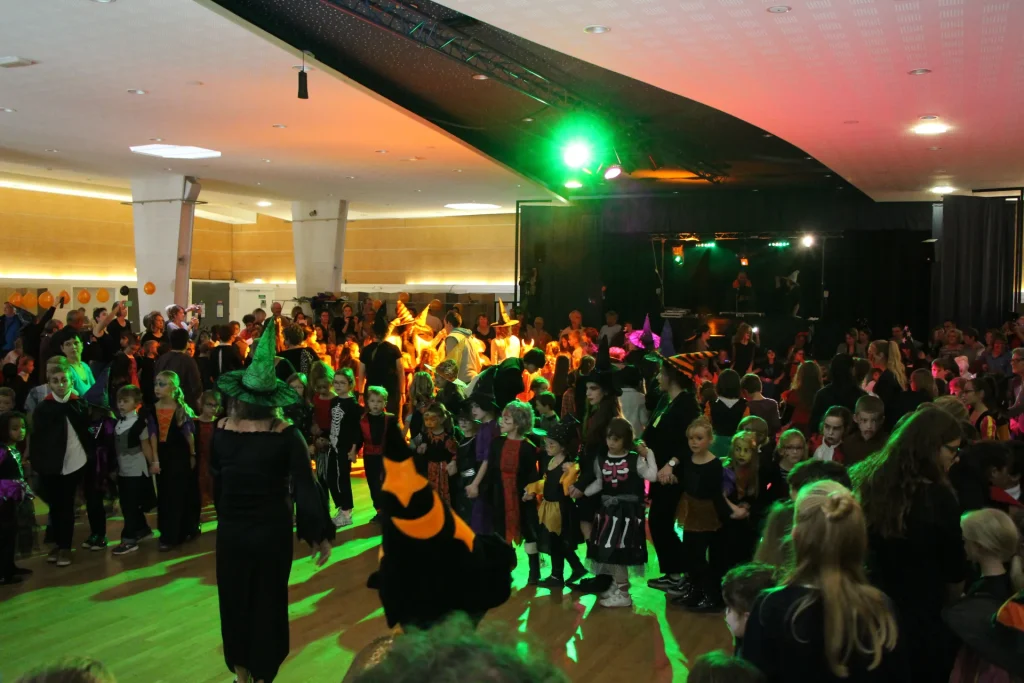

{"left": 521, "top": 195, "right": 933, "bottom": 338}
{"left": 933, "top": 195, "right": 1017, "bottom": 330}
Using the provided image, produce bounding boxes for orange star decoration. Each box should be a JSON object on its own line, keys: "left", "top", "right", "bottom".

{"left": 381, "top": 457, "right": 428, "bottom": 508}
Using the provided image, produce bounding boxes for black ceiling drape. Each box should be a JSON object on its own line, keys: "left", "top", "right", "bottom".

{"left": 933, "top": 195, "right": 1018, "bottom": 330}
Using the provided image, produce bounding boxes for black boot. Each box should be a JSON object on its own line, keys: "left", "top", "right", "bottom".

{"left": 538, "top": 549, "right": 564, "bottom": 589}
{"left": 566, "top": 548, "right": 588, "bottom": 583}
{"left": 527, "top": 553, "right": 541, "bottom": 585}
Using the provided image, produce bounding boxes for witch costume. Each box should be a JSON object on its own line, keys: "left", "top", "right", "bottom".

{"left": 212, "top": 319, "right": 335, "bottom": 683}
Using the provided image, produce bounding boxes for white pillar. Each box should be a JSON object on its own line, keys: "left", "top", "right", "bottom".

{"left": 291, "top": 200, "right": 348, "bottom": 297}
{"left": 130, "top": 175, "right": 200, "bottom": 315}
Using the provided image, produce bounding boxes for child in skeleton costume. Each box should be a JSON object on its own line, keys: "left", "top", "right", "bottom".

{"left": 572, "top": 416, "right": 658, "bottom": 608}
{"left": 348, "top": 426, "right": 515, "bottom": 680}
{"left": 325, "top": 367, "right": 363, "bottom": 528}
{"left": 525, "top": 415, "right": 588, "bottom": 589}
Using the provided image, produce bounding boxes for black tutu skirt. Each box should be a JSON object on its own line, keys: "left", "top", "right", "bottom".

{"left": 586, "top": 496, "right": 647, "bottom": 569}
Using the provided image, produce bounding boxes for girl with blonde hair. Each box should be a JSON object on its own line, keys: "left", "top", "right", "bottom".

{"left": 743, "top": 481, "right": 907, "bottom": 681}
{"left": 960, "top": 507, "right": 1023, "bottom": 599}
{"left": 153, "top": 370, "right": 198, "bottom": 551}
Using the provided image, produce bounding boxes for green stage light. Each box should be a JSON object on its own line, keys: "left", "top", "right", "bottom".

{"left": 769, "top": 240, "right": 790, "bottom": 248}
{"left": 562, "top": 141, "right": 593, "bottom": 169}
{"left": 673, "top": 255, "right": 683, "bottom": 264}
{"left": 697, "top": 241, "right": 716, "bottom": 248}
{"left": 564, "top": 179, "right": 583, "bottom": 189}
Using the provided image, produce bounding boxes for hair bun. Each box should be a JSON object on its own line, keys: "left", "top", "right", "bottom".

{"left": 823, "top": 491, "right": 856, "bottom": 522}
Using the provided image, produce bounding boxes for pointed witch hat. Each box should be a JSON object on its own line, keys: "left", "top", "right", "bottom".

{"left": 387, "top": 300, "right": 415, "bottom": 337}
{"left": 367, "top": 447, "right": 515, "bottom": 630}
{"left": 659, "top": 319, "right": 676, "bottom": 356}
{"left": 627, "top": 314, "right": 661, "bottom": 351}
{"left": 580, "top": 337, "right": 621, "bottom": 397}
{"left": 490, "top": 298, "right": 516, "bottom": 328}
{"left": 217, "top": 318, "right": 299, "bottom": 407}
{"left": 371, "top": 302, "right": 389, "bottom": 338}
{"left": 658, "top": 350, "right": 717, "bottom": 379}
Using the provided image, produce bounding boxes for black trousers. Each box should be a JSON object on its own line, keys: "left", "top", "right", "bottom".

{"left": 649, "top": 481, "right": 685, "bottom": 575}
{"left": 0, "top": 526, "right": 15, "bottom": 578}
{"left": 40, "top": 469, "right": 83, "bottom": 550}
{"left": 364, "top": 455, "right": 383, "bottom": 510}
{"left": 158, "top": 457, "right": 199, "bottom": 546}
{"left": 547, "top": 534, "right": 586, "bottom": 580}
{"left": 119, "top": 476, "right": 154, "bottom": 542}
{"left": 323, "top": 454, "right": 353, "bottom": 511}
{"left": 681, "top": 530, "right": 720, "bottom": 597}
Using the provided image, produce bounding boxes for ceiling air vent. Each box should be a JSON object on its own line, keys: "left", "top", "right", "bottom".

{"left": 0, "top": 56, "right": 38, "bottom": 68}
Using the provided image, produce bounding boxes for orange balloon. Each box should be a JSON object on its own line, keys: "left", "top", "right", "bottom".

{"left": 77, "top": 289, "right": 91, "bottom": 304}
{"left": 38, "top": 291, "right": 54, "bottom": 309}
{"left": 7, "top": 292, "right": 22, "bottom": 307}
{"left": 22, "top": 291, "right": 37, "bottom": 309}
{"left": 58, "top": 290, "right": 70, "bottom": 305}
{"left": 96, "top": 288, "right": 109, "bottom": 303}
{"left": 143, "top": 282, "right": 156, "bottom": 295}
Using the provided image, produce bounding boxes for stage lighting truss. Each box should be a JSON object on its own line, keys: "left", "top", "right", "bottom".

{"left": 318, "top": 0, "right": 727, "bottom": 185}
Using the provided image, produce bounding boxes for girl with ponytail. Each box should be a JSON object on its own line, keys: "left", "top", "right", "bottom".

{"left": 742, "top": 480, "right": 907, "bottom": 681}
{"left": 153, "top": 370, "right": 199, "bottom": 551}
{"left": 960, "top": 507, "right": 1023, "bottom": 600}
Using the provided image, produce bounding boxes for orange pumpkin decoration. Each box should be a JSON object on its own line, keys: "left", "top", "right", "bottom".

{"left": 22, "top": 292, "right": 37, "bottom": 309}
{"left": 77, "top": 289, "right": 91, "bottom": 304}
{"left": 7, "top": 292, "right": 22, "bottom": 307}
{"left": 38, "top": 291, "right": 54, "bottom": 309}
{"left": 143, "top": 282, "right": 156, "bottom": 295}
{"left": 96, "top": 288, "right": 109, "bottom": 303}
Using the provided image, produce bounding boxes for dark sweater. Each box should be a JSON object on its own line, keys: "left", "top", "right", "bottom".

{"left": 744, "top": 585, "right": 911, "bottom": 683}
{"left": 29, "top": 395, "right": 95, "bottom": 476}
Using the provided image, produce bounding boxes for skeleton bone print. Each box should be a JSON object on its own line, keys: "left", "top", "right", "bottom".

{"left": 601, "top": 458, "right": 630, "bottom": 488}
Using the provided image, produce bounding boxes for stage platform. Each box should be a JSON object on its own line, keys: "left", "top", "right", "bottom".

{"left": 664, "top": 312, "right": 811, "bottom": 356}
{"left": 0, "top": 485, "right": 731, "bottom": 683}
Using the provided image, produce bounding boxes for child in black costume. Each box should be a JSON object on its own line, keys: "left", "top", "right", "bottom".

{"left": 526, "top": 416, "right": 587, "bottom": 588}
{"left": 0, "top": 411, "right": 32, "bottom": 584}
{"left": 412, "top": 401, "right": 460, "bottom": 507}
{"left": 451, "top": 407, "right": 479, "bottom": 524}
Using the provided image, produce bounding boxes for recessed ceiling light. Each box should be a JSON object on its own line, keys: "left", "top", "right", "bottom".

{"left": 454, "top": 169, "right": 463, "bottom": 173}
{"left": 930, "top": 185, "right": 955, "bottom": 194}
{"left": 345, "top": 175, "right": 356, "bottom": 179}
{"left": 522, "top": 117, "right": 534, "bottom": 123}
{"left": 584, "top": 25, "right": 611, "bottom": 34}
{"left": 767, "top": 5, "right": 792, "bottom": 13}
{"left": 261, "top": 158, "right": 272, "bottom": 163}
{"left": 908, "top": 68, "right": 932, "bottom": 76}
{"left": 130, "top": 144, "right": 221, "bottom": 159}
{"left": 471, "top": 74, "right": 489, "bottom": 80}
{"left": 1, "top": 108, "right": 14, "bottom": 113}
{"left": 272, "top": 123, "right": 287, "bottom": 128}
{"left": 375, "top": 149, "right": 388, "bottom": 154}
{"left": 45, "top": 148, "right": 58, "bottom": 153}
{"left": 843, "top": 120, "right": 859, "bottom": 124}
{"left": 913, "top": 122, "right": 950, "bottom": 135}
{"left": 90, "top": 0, "right": 116, "bottom": 3}
{"left": 149, "top": 137, "right": 162, "bottom": 142}
{"left": 825, "top": 174, "right": 832, "bottom": 178}
{"left": 164, "top": 167, "right": 172, "bottom": 171}
{"left": 0, "top": 56, "right": 38, "bottom": 68}
{"left": 919, "top": 114, "right": 939, "bottom": 121}
{"left": 444, "top": 203, "right": 502, "bottom": 210}
{"left": 762, "top": 133, "right": 773, "bottom": 138}
{"left": 127, "top": 89, "right": 147, "bottom": 95}
{"left": 257, "top": 201, "right": 273, "bottom": 207}
{"left": 928, "top": 146, "right": 942, "bottom": 151}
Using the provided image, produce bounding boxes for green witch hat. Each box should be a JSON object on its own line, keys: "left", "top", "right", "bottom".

{"left": 217, "top": 318, "right": 299, "bottom": 407}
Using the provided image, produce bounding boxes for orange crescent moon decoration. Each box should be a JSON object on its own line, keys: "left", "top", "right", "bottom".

{"left": 391, "top": 490, "right": 446, "bottom": 540}
{"left": 451, "top": 510, "right": 476, "bottom": 552}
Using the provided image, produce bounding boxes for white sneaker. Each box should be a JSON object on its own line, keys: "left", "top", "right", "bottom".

{"left": 339, "top": 511, "right": 353, "bottom": 527}
{"left": 600, "top": 585, "right": 633, "bottom": 608}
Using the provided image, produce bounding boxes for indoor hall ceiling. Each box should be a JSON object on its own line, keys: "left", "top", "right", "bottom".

{"left": 0, "top": 0, "right": 549, "bottom": 220}
{"left": 431, "top": 0, "right": 1024, "bottom": 202}
{"left": 207, "top": 0, "right": 849, "bottom": 198}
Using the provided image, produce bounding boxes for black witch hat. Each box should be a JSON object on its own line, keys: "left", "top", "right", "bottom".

{"left": 580, "top": 336, "right": 621, "bottom": 397}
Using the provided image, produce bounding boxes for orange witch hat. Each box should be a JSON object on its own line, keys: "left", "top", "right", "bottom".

{"left": 659, "top": 350, "right": 717, "bottom": 378}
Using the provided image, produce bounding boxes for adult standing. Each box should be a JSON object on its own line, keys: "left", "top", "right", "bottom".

{"left": 644, "top": 353, "right": 702, "bottom": 594}
{"left": 808, "top": 354, "right": 865, "bottom": 431}
{"left": 359, "top": 312, "right": 404, "bottom": 417}
{"left": 212, "top": 320, "right": 334, "bottom": 683}
{"left": 425, "top": 299, "right": 443, "bottom": 335}
{"left": 54, "top": 329, "right": 96, "bottom": 398}
{"left": 1, "top": 302, "right": 30, "bottom": 354}
{"left": 209, "top": 324, "right": 245, "bottom": 384}
{"left": 731, "top": 323, "right": 758, "bottom": 376}
{"left": 19, "top": 304, "right": 58, "bottom": 369}
{"left": 559, "top": 309, "right": 583, "bottom": 338}
{"left": 473, "top": 314, "right": 495, "bottom": 359}
{"left": 166, "top": 305, "right": 199, "bottom": 340}
{"left": 155, "top": 329, "right": 204, "bottom": 413}
{"left": 93, "top": 301, "right": 132, "bottom": 364}
{"left": 852, "top": 408, "right": 966, "bottom": 683}
{"left": 332, "top": 303, "right": 360, "bottom": 342}
{"left": 438, "top": 310, "right": 480, "bottom": 384}
{"left": 1005, "top": 348, "right": 1024, "bottom": 439}
{"left": 867, "top": 340, "right": 907, "bottom": 429}
{"left": 277, "top": 325, "right": 317, "bottom": 378}
{"left": 141, "top": 311, "right": 168, "bottom": 351}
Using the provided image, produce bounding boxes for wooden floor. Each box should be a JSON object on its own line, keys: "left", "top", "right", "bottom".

{"left": 0, "top": 483, "right": 731, "bottom": 683}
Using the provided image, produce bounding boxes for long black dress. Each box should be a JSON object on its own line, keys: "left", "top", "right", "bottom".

{"left": 211, "top": 421, "right": 335, "bottom": 682}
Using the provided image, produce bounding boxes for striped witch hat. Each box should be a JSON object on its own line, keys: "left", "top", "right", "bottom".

{"left": 659, "top": 350, "right": 717, "bottom": 378}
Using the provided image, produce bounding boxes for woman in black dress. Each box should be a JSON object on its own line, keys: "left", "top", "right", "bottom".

{"left": 213, "top": 320, "right": 335, "bottom": 683}
{"left": 851, "top": 408, "right": 966, "bottom": 683}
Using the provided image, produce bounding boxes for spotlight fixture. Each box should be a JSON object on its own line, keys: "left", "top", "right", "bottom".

{"left": 603, "top": 165, "right": 623, "bottom": 180}
{"left": 584, "top": 25, "right": 610, "bottom": 34}
{"left": 913, "top": 122, "right": 950, "bottom": 135}
{"left": 297, "top": 50, "right": 312, "bottom": 100}
{"left": 801, "top": 235, "right": 815, "bottom": 247}
{"left": 272, "top": 124, "right": 287, "bottom": 129}
{"left": 453, "top": 169, "right": 463, "bottom": 173}
{"left": 90, "top": 0, "right": 116, "bottom": 3}
{"left": 562, "top": 141, "right": 592, "bottom": 169}
{"left": 564, "top": 180, "right": 583, "bottom": 189}
{"left": 261, "top": 158, "right": 271, "bottom": 163}
{"left": 257, "top": 201, "right": 273, "bottom": 207}
{"left": 471, "top": 74, "right": 489, "bottom": 80}
{"left": 908, "top": 68, "right": 932, "bottom": 76}
{"left": 1, "top": 107, "right": 14, "bottom": 113}
{"left": 740, "top": 256, "right": 749, "bottom": 267}
{"left": 930, "top": 185, "right": 955, "bottom": 194}
{"left": 673, "top": 255, "right": 683, "bottom": 264}
{"left": 767, "top": 5, "right": 792, "bottom": 13}
{"left": 345, "top": 175, "right": 356, "bottom": 179}
{"left": 127, "top": 89, "right": 147, "bottom": 95}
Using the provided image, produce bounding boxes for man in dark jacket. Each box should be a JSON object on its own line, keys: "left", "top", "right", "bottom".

{"left": 154, "top": 329, "right": 204, "bottom": 412}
